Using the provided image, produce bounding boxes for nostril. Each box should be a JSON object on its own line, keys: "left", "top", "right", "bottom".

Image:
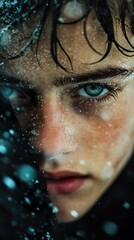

{"left": 39, "top": 152, "right": 71, "bottom": 169}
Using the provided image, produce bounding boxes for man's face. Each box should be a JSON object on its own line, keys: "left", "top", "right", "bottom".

{"left": 1, "top": 9, "right": 134, "bottom": 222}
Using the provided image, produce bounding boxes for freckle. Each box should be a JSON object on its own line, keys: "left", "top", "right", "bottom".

{"left": 100, "top": 161, "right": 114, "bottom": 180}
{"left": 100, "top": 111, "right": 112, "bottom": 121}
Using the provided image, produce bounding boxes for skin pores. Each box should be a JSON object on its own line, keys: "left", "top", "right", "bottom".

{"left": 1, "top": 11, "right": 134, "bottom": 222}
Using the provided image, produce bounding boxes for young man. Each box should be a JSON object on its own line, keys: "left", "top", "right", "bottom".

{"left": 1, "top": 0, "right": 134, "bottom": 226}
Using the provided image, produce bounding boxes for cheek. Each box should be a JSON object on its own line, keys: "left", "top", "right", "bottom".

{"left": 76, "top": 97, "right": 134, "bottom": 167}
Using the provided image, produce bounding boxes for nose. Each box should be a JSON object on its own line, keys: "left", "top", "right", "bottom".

{"left": 34, "top": 99, "right": 77, "bottom": 161}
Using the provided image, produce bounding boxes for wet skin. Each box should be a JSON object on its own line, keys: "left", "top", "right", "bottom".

{"left": 1, "top": 10, "right": 134, "bottom": 222}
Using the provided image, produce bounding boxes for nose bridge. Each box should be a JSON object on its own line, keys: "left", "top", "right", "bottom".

{"left": 45, "top": 101, "right": 65, "bottom": 127}
{"left": 36, "top": 99, "right": 76, "bottom": 154}
{"left": 42, "top": 100, "right": 67, "bottom": 135}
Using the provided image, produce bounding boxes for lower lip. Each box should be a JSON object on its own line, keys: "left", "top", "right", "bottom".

{"left": 46, "top": 177, "right": 87, "bottom": 195}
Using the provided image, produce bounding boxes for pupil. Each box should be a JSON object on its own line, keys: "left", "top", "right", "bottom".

{"left": 85, "top": 85, "right": 103, "bottom": 96}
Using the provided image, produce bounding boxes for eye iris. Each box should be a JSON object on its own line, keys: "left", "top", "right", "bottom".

{"left": 85, "top": 85, "right": 103, "bottom": 96}
{"left": 1, "top": 86, "right": 13, "bottom": 98}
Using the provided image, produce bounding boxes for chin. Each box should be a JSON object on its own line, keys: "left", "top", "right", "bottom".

{"left": 55, "top": 205, "right": 88, "bottom": 223}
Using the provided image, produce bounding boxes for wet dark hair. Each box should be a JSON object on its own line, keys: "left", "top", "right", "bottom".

{"left": 1, "top": 0, "right": 134, "bottom": 71}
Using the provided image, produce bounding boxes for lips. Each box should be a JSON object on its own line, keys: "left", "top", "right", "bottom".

{"left": 44, "top": 171, "right": 90, "bottom": 195}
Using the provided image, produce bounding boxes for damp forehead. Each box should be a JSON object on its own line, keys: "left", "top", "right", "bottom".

{"left": 0, "top": 1, "right": 106, "bottom": 64}
{"left": 0, "top": 7, "right": 122, "bottom": 70}
{"left": 0, "top": 7, "right": 134, "bottom": 84}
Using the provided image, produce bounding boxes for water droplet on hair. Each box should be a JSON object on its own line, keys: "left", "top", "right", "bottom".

{"left": 58, "top": 17, "right": 64, "bottom": 23}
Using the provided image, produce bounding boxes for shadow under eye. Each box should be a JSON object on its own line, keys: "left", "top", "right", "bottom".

{"left": 70, "top": 97, "right": 96, "bottom": 116}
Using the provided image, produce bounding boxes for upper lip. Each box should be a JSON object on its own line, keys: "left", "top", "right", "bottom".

{"left": 42, "top": 171, "right": 90, "bottom": 180}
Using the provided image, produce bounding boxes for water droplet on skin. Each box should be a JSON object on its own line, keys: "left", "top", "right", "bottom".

{"left": 100, "top": 111, "right": 112, "bottom": 121}
{"left": 100, "top": 161, "right": 114, "bottom": 180}
{"left": 52, "top": 206, "right": 59, "bottom": 214}
{"left": 64, "top": 126, "right": 75, "bottom": 136}
{"left": 47, "top": 152, "right": 64, "bottom": 162}
{"left": 70, "top": 210, "right": 79, "bottom": 218}
{"left": 62, "top": 0, "right": 85, "bottom": 20}
{"left": 48, "top": 202, "right": 59, "bottom": 213}
{"left": 79, "top": 160, "right": 86, "bottom": 165}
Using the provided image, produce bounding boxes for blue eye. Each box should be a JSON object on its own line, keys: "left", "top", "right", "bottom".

{"left": 0, "top": 85, "right": 32, "bottom": 114}
{"left": 1, "top": 86, "right": 14, "bottom": 98}
{"left": 1, "top": 86, "right": 23, "bottom": 99}
{"left": 77, "top": 84, "right": 109, "bottom": 98}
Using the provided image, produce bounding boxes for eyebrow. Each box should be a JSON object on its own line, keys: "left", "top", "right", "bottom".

{"left": 54, "top": 67, "right": 133, "bottom": 86}
{"left": 0, "top": 67, "right": 132, "bottom": 89}
{"left": 0, "top": 73, "right": 35, "bottom": 90}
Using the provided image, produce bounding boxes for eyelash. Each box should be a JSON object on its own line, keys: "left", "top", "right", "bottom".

{"left": 68, "top": 83, "right": 119, "bottom": 103}
{"left": 0, "top": 82, "right": 120, "bottom": 113}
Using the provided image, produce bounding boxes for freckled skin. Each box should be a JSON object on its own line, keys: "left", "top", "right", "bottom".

{"left": 1, "top": 12, "right": 134, "bottom": 222}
